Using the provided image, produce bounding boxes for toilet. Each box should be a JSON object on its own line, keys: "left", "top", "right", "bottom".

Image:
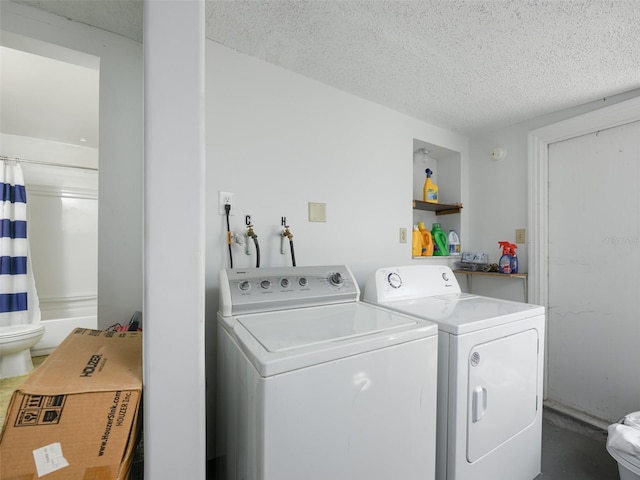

{"left": 0, "top": 323, "right": 45, "bottom": 379}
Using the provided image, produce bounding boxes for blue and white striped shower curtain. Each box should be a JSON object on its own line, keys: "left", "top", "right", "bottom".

{"left": 0, "top": 160, "right": 40, "bottom": 327}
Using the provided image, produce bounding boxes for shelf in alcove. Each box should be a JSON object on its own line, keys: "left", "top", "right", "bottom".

{"left": 412, "top": 200, "right": 463, "bottom": 216}
{"left": 452, "top": 269, "right": 529, "bottom": 302}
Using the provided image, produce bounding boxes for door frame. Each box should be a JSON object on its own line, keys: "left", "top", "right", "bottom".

{"left": 527, "top": 95, "right": 640, "bottom": 395}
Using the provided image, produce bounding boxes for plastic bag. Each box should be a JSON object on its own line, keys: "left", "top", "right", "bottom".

{"left": 607, "top": 411, "right": 640, "bottom": 457}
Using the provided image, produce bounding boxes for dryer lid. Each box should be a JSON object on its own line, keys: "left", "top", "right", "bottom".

{"left": 232, "top": 302, "right": 437, "bottom": 376}
{"left": 370, "top": 295, "right": 544, "bottom": 335}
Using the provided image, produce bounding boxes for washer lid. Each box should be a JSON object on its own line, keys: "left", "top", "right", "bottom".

{"left": 371, "top": 294, "right": 544, "bottom": 335}
{"left": 232, "top": 302, "right": 437, "bottom": 376}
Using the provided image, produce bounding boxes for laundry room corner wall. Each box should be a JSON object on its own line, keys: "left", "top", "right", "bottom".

{"left": 205, "top": 41, "right": 468, "bottom": 302}
{"left": 465, "top": 89, "right": 640, "bottom": 303}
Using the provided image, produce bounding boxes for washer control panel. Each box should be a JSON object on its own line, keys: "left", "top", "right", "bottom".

{"left": 219, "top": 265, "right": 360, "bottom": 316}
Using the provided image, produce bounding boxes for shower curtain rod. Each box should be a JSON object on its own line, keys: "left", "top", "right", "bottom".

{"left": 0, "top": 154, "right": 98, "bottom": 172}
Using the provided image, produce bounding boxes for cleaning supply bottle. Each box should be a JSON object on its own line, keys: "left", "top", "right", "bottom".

{"left": 423, "top": 168, "right": 439, "bottom": 204}
{"left": 431, "top": 223, "right": 449, "bottom": 256}
{"left": 510, "top": 243, "right": 518, "bottom": 273}
{"left": 448, "top": 229, "right": 460, "bottom": 256}
{"left": 412, "top": 226, "right": 422, "bottom": 257}
{"left": 498, "top": 241, "right": 512, "bottom": 274}
{"left": 418, "top": 222, "right": 434, "bottom": 256}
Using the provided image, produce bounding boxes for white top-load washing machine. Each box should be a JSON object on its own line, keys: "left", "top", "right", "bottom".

{"left": 216, "top": 265, "right": 439, "bottom": 480}
{"left": 364, "top": 265, "right": 545, "bottom": 480}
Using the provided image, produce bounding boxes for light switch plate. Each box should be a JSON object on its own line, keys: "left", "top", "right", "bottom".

{"left": 516, "top": 228, "right": 526, "bottom": 244}
{"left": 308, "top": 202, "right": 326, "bottom": 222}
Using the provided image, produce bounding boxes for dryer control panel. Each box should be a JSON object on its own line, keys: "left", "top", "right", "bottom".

{"left": 364, "top": 265, "right": 462, "bottom": 303}
{"left": 219, "top": 265, "right": 360, "bottom": 316}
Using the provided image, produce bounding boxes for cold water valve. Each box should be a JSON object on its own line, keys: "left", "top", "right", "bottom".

{"left": 245, "top": 218, "right": 261, "bottom": 268}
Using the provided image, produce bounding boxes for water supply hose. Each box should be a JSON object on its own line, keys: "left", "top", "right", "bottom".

{"left": 247, "top": 225, "right": 260, "bottom": 268}
{"left": 225, "top": 204, "right": 233, "bottom": 268}
{"left": 253, "top": 236, "right": 260, "bottom": 268}
{"left": 282, "top": 226, "right": 296, "bottom": 267}
{"left": 289, "top": 239, "right": 296, "bottom": 267}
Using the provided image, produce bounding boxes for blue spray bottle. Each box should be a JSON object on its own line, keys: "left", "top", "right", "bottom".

{"left": 510, "top": 243, "right": 518, "bottom": 274}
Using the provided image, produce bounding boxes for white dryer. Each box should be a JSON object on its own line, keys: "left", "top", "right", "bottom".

{"left": 216, "top": 265, "right": 439, "bottom": 480}
{"left": 364, "top": 265, "right": 545, "bottom": 480}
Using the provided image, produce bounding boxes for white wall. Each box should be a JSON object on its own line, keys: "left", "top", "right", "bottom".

{"left": 205, "top": 40, "right": 468, "bottom": 297}
{"left": 21, "top": 156, "right": 98, "bottom": 317}
{"left": 0, "top": 1, "right": 143, "bottom": 329}
{"left": 144, "top": 2, "right": 206, "bottom": 478}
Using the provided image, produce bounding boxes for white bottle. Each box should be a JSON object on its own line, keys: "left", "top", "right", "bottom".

{"left": 448, "top": 230, "right": 460, "bottom": 256}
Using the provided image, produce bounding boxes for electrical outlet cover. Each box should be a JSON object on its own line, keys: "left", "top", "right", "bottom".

{"left": 219, "top": 191, "right": 234, "bottom": 215}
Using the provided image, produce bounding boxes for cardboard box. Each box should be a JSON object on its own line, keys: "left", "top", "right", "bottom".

{"left": 0, "top": 328, "right": 142, "bottom": 480}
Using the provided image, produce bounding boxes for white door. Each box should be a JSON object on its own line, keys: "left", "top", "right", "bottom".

{"left": 466, "top": 329, "right": 539, "bottom": 463}
{"left": 547, "top": 120, "right": 640, "bottom": 422}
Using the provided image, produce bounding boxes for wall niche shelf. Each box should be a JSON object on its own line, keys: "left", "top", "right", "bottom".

{"left": 452, "top": 270, "right": 528, "bottom": 302}
{"left": 413, "top": 200, "right": 462, "bottom": 216}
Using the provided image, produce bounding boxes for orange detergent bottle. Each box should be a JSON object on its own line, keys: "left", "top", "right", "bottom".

{"left": 412, "top": 226, "right": 422, "bottom": 257}
{"left": 418, "top": 222, "right": 434, "bottom": 256}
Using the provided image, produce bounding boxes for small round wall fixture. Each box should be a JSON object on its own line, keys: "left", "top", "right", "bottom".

{"left": 491, "top": 147, "right": 507, "bottom": 161}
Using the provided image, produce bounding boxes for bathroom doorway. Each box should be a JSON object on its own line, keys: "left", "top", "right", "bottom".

{"left": 0, "top": 38, "right": 100, "bottom": 353}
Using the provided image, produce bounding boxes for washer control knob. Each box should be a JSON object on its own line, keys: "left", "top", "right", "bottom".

{"left": 299, "top": 277, "right": 308, "bottom": 287}
{"left": 387, "top": 273, "right": 402, "bottom": 289}
{"left": 280, "top": 278, "right": 290, "bottom": 288}
{"left": 329, "top": 272, "right": 344, "bottom": 286}
{"left": 239, "top": 280, "right": 251, "bottom": 291}
{"left": 260, "top": 280, "right": 271, "bottom": 289}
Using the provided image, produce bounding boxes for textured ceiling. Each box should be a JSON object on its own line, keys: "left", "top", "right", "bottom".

{"left": 12, "top": 0, "right": 640, "bottom": 136}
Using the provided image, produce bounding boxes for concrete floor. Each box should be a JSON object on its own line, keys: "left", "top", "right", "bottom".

{"left": 207, "top": 409, "right": 622, "bottom": 480}
{"left": 540, "top": 408, "right": 620, "bottom": 480}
